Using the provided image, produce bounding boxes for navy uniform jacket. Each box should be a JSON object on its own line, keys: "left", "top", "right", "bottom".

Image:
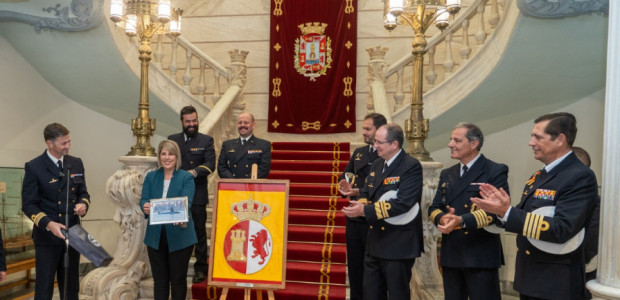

{"left": 217, "top": 136, "right": 271, "bottom": 179}
{"left": 22, "top": 152, "right": 91, "bottom": 246}
{"left": 339, "top": 145, "right": 378, "bottom": 222}
{"left": 339, "top": 145, "right": 378, "bottom": 198}
{"left": 358, "top": 151, "right": 424, "bottom": 259}
{"left": 140, "top": 168, "right": 197, "bottom": 252}
{"left": 505, "top": 152, "right": 598, "bottom": 300}
{"left": 168, "top": 132, "right": 215, "bottom": 205}
{"left": 428, "top": 154, "right": 508, "bottom": 268}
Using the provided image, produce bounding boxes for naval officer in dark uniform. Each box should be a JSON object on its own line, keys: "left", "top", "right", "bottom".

{"left": 338, "top": 113, "right": 386, "bottom": 300}
{"left": 428, "top": 122, "right": 508, "bottom": 300}
{"left": 168, "top": 105, "right": 215, "bottom": 283}
{"left": 218, "top": 113, "right": 271, "bottom": 179}
{"left": 22, "top": 123, "right": 91, "bottom": 300}
{"left": 342, "top": 123, "right": 424, "bottom": 300}
{"left": 472, "top": 113, "right": 598, "bottom": 300}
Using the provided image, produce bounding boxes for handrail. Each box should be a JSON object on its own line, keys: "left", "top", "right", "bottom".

{"left": 385, "top": 0, "right": 488, "bottom": 78}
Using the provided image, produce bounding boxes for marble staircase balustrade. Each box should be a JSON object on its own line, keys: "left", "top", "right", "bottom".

{"left": 368, "top": 0, "right": 517, "bottom": 126}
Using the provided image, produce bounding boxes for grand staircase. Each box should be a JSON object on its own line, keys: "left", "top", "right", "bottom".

{"left": 192, "top": 142, "right": 351, "bottom": 299}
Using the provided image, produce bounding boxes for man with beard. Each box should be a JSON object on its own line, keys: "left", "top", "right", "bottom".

{"left": 168, "top": 105, "right": 216, "bottom": 283}
{"left": 218, "top": 113, "right": 271, "bottom": 179}
{"left": 338, "top": 113, "right": 386, "bottom": 300}
{"left": 22, "top": 123, "right": 91, "bottom": 299}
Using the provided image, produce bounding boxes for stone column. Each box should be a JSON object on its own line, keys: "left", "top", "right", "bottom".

{"left": 411, "top": 161, "right": 444, "bottom": 299}
{"left": 587, "top": 1, "right": 620, "bottom": 299}
{"left": 366, "top": 46, "right": 393, "bottom": 123}
{"left": 80, "top": 156, "right": 157, "bottom": 300}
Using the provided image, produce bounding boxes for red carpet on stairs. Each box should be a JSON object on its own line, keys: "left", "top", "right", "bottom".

{"left": 192, "top": 142, "right": 350, "bottom": 300}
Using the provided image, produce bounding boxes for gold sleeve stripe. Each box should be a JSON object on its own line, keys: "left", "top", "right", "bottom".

{"left": 381, "top": 202, "right": 391, "bottom": 219}
{"left": 523, "top": 212, "right": 532, "bottom": 236}
{"left": 374, "top": 202, "right": 384, "bottom": 219}
{"left": 197, "top": 166, "right": 213, "bottom": 173}
{"left": 536, "top": 218, "right": 550, "bottom": 239}
{"left": 31, "top": 212, "right": 47, "bottom": 227}
{"left": 523, "top": 213, "right": 551, "bottom": 239}
{"left": 429, "top": 209, "right": 442, "bottom": 223}
{"left": 358, "top": 198, "right": 369, "bottom": 204}
{"left": 472, "top": 210, "right": 489, "bottom": 229}
{"left": 82, "top": 198, "right": 91, "bottom": 207}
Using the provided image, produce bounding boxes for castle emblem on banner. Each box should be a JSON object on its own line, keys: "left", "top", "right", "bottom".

{"left": 294, "top": 22, "right": 332, "bottom": 81}
{"left": 224, "top": 196, "right": 273, "bottom": 275}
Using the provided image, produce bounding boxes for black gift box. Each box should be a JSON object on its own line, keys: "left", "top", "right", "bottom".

{"left": 68, "top": 224, "right": 113, "bottom": 267}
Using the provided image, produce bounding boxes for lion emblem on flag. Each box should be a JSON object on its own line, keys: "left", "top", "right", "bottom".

{"left": 294, "top": 22, "right": 332, "bottom": 81}
{"left": 223, "top": 196, "right": 273, "bottom": 274}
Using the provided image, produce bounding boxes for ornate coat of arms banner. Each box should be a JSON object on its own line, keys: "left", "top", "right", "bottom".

{"left": 268, "top": 0, "right": 357, "bottom": 134}
{"left": 208, "top": 180, "right": 289, "bottom": 289}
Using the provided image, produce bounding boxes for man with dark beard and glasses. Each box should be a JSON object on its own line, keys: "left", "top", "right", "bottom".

{"left": 168, "top": 105, "right": 216, "bottom": 283}
{"left": 218, "top": 113, "right": 271, "bottom": 179}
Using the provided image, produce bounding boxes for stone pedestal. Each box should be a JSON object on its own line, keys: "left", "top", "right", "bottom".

{"left": 411, "top": 161, "right": 444, "bottom": 299}
{"left": 79, "top": 156, "right": 157, "bottom": 300}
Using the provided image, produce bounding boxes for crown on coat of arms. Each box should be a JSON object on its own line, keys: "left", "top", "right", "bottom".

{"left": 230, "top": 196, "right": 271, "bottom": 222}
{"left": 298, "top": 22, "right": 327, "bottom": 35}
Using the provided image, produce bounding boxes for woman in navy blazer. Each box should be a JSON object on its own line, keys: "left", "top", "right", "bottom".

{"left": 141, "top": 140, "right": 197, "bottom": 300}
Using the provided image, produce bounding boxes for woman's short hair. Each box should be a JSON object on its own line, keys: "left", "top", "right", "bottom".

{"left": 157, "top": 140, "right": 182, "bottom": 170}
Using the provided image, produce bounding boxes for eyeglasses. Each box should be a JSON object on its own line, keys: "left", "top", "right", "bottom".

{"left": 374, "top": 139, "right": 393, "bottom": 145}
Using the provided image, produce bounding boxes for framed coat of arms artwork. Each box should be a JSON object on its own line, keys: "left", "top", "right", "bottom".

{"left": 208, "top": 179, "right": 290, "bottom": 290}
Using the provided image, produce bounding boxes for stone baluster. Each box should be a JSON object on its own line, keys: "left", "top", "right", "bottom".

{"left": 476, "top": 2, "right": 488, "bottom": 46}
{"left": 411, "top": 162, "right": 445, "bottom": 299}
{"left": 79, "top": 156, "right": 158, "bottom": 300}
{"left": 459, "top": 19, "right": 472, "bottom": 61}
{"left": 183, "top": 48, "right": 193, "bottom": 92}
{"left": 425, "top": 46, "right": 437, "bottom": 87}
{"left": 587, "top": 1, "right": 620, "bottom": 299}
{"left": 366, "top": 46, "right": 391, "bottom": 120}
{"left": 229, "top": 49, "right": 248, "bottom": 137}
{"left": 152, "top": 35, "right": 163, "bottom": 69}
{"left": 169, "top": 37, "right": 179, "bottom": 79}
{"left": 227, "top": 49, "right": 248, "bottom": 88}
{"left": 489, "top": 0, "right": 500, "bottom": 28}
{"left": 197, "top": 60, "right": 209, "bottom": 105}
{"left": 443, "top": 32, "right": 455, "bottom": 74}
{"left": 213, "top": 71, "right": 222, "bottom": 104}
{"left": 394, "top": 68, "right": 405, "bottom": 111}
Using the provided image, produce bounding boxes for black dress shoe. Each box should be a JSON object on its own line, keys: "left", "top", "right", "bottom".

{"left": 192, "top": 271, "right": 206, "bottom": 283}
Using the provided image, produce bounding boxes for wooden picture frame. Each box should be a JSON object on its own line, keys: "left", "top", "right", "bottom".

{"left": 208, "top": 179, "right": 289, "bottom": 290}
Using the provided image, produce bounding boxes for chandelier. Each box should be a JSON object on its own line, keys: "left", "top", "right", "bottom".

{"left": 382, "top": 0, "right": 461, "bottom": 161}
{"left": 110, "top": 0, "right": 182, "bottom": 38}
{"left": 109, "top": 0, "right": 183, "bottom": 156}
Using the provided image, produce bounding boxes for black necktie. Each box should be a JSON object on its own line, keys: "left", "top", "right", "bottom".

{"left": 382, "top": 162, "right": 388, "bottom": 174}
{"left": 241, "top": 139, "right": 246, "bottom": 145}
{"left": 461, "top": 165, "right": 468, "bottom": 177}
{"left": 57, "top": 160, "right": 63, "bottom": 173}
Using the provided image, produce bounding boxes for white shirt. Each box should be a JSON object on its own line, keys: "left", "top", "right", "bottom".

{"left": 460, "top": 153, "right": 481, "bottom": 176}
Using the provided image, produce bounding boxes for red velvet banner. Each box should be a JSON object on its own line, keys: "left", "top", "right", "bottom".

{"left": 268, "top": 0, "right": 357, "bottom": 134}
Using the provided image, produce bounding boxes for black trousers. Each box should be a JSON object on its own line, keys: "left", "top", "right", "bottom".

{"left": 345, "top": 219, "right": 368, "bottom": 300}
{"left": 362, "top": 255, "right": 415, "bottom": 300}
{"left": 442, "top": 266, "right": 501, "bottom": 300}
{"left": 191, "top": 204, "right": 208, "bottom": 273}
{"left": 147, "top": 229, "right": 194, "bottom": 300}
{"left": 34, "top": 244, "right": 80, "bottom": 300}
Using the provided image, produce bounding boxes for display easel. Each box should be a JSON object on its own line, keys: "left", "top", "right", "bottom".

{"left": 209, "top": 165, "right": 289, "bottom": 300}
{"left": 219, "top": 287, "right": 275, "bottom": 300}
